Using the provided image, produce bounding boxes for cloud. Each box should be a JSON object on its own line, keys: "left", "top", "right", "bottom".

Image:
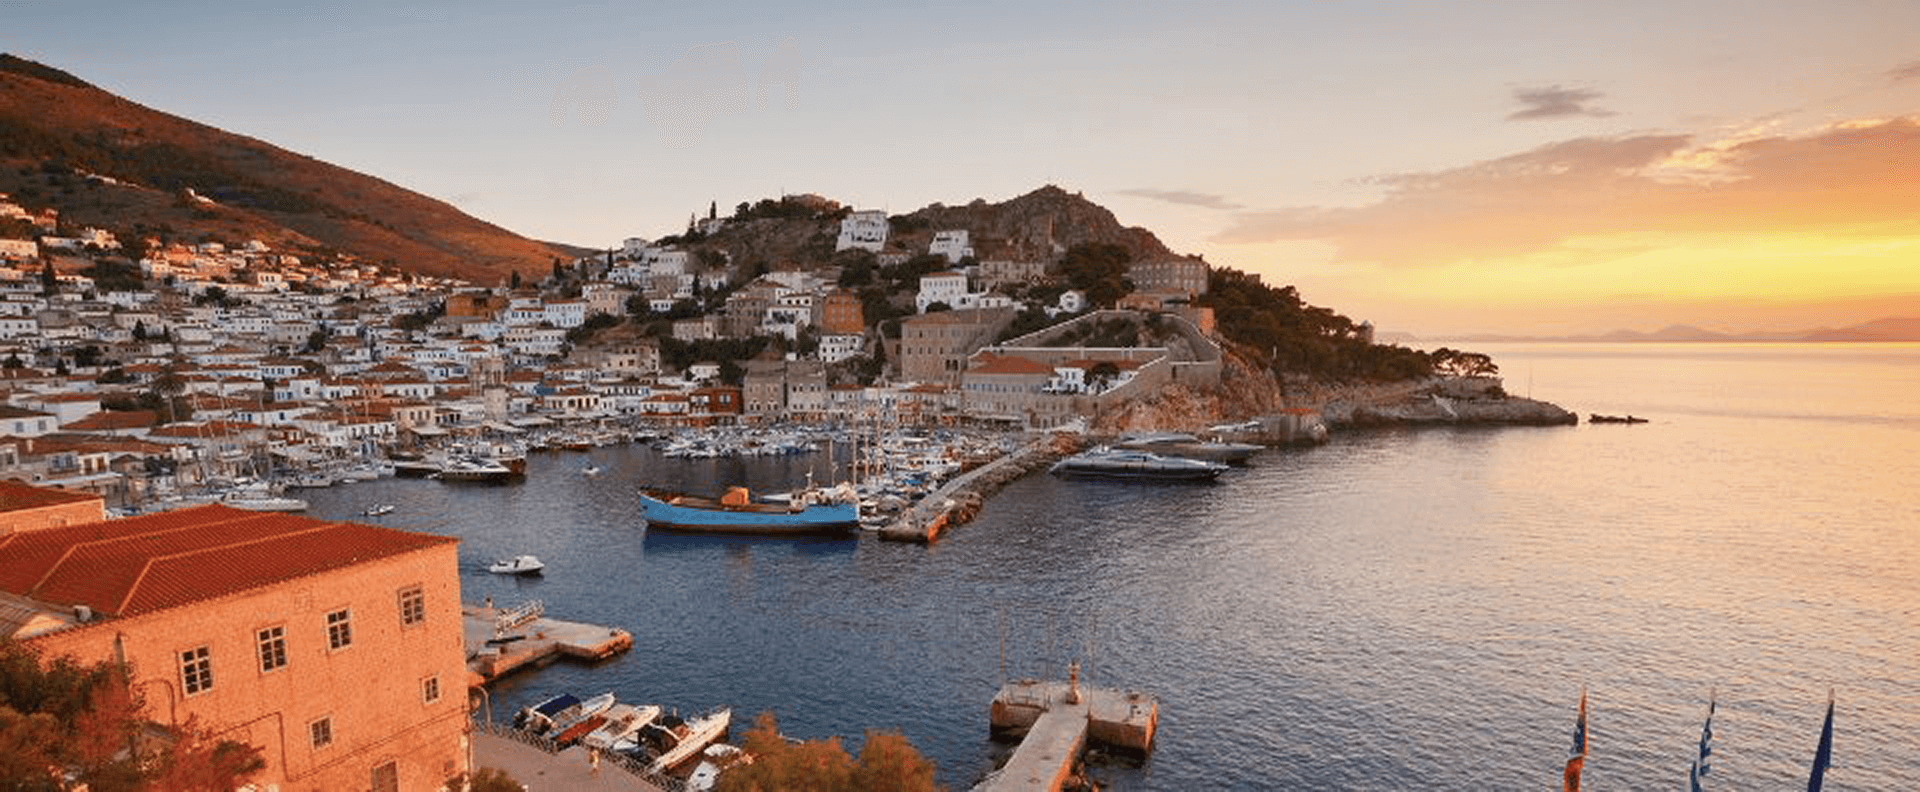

{"left": 1890, "top": 61, "right": 1920, "bottom": 83}
{"left": 1215, "top": 117, "right": 1920, "bottom": 267}
{"left": 1506, "top": 85, "right": 1614, "bottom": 121}
{"left": 1116, "top": 188, "right": 1243, "bottom": 210}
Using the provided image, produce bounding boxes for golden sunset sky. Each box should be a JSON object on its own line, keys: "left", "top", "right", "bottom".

{"left": 11, "top": 1, "right": 1920, "bottom": 335}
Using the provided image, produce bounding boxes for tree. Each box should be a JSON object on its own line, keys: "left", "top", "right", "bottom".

{"left": 1057, "top": 243, "right": 1134, "bottom": 308}
{"left": 510, "top": 270, "right": 522, "bottom": 290}
{"left": 447, "top": 767, "right": 522, "bottom": 792}
{"left": 304, "top": 329, "right": 328, "bottom": 354}
{"left": 0, "top": 637, "right": 265, "bottom": 791}
{"left": 715, "top": 712, "right": 935, "bottom": 792}
{"left": 2, "top": 353, "right": 21, "bottom": 369}
{"left": 131, "top": 321, "right": 147, "bottom": 341}
{"left": 1087, "top": 360, "right": 1121, "bottom": 392}
{"left": 708, "top": 200, "right": 718, "bottom": 221}
{"left": 40, "top": 260, "right": 56, "bottom": 296}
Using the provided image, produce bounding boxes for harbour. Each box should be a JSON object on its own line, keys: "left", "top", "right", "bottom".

{"left": 289, "top": 344, "right": 1920, "bottom": 789}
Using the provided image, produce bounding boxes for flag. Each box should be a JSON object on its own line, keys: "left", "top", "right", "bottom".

{"left": 1688, "top": 695, "right": 1715, "bottom": 791}
{"left": 1564, "top": 688, "right": 1588, "bottom": 792}
{"left": 1807, "top": 693, "right": 1834, "bottom": 792}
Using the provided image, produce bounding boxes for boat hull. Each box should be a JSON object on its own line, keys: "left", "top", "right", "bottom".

{"left": 640, "top": 491, "right": 858, "bottom": 535}
{"left": 1049, "top": 464, "right": 1225, "bottom": 482}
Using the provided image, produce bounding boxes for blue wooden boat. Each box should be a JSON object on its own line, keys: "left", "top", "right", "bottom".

{"left": 639, "top": 487, "right": 859, "bottom": 535}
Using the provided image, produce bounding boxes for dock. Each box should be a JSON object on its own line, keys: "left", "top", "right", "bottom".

{"left": 879, "top": 434, "right": 1077, "bottom": 543}
{"left": 978, "top": 670, "right": 1158, "bottom": 792}
{"left": 464, "top": 601, "right": 633, "bottom": 685}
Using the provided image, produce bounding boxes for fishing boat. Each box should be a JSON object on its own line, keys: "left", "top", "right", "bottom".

{"left": 1589, "top": 413, "right": 1649, "bottom": 424}
{"left": 488, "top": 555, "right": 545, "bottom": 576}
{"left": 1049, "top": 447, "right": 1230, "bottom": 482}
{"left": 640, "top": 486, "right": 858, "bottom": 535}
{"left": 641, "top": 708, "right": 733, "bottom": 775}
{"left": 1114, "top": 432, "right": 1264, "bottom": 463}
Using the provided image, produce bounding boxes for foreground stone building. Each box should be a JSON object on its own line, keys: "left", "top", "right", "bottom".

{"left": 3, "top": 502, "right": 468, "bottom": 792}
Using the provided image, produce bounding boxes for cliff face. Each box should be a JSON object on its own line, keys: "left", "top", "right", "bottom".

{"left": 1090, "top": 347, "right": 1287, "bottom": 433}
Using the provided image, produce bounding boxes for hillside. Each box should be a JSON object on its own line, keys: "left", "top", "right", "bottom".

{"left": 0, "top": 54, "right": 567, "bottom": 282}
{"left": 683, "top": 185, "right": 1175, "bottom": 274}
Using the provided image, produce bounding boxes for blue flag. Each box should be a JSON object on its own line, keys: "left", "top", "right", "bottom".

{"left": 1688, "top": 696, "right": 1714, "bottom": 792}
{"left": 1807, "top": 695, "right": 1834, "bottom": 792}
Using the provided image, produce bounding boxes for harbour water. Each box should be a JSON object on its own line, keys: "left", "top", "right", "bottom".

{"left": 302, "top": 342, "right": 1920, "bottom": 789}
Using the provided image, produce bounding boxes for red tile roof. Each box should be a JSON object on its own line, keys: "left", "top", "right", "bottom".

{"left": 0, "top": 505, "right": 454, "bottom": 617}
{"left": 0, "top": 480, "right": 104, "bottom": 513}
{"left": 968, "top": 353, "right": 1055, "bottom": 376}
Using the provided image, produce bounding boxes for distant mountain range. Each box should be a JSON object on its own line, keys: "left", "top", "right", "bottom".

{"left": 0, "top": 54, "right": 569, "bottom": 283}
{"left": 1422, "top": 317, "right": 1920, "bottom": 344}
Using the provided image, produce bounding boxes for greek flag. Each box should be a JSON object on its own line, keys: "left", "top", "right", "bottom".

{"left": 1563, "top": 689, "right": 1588, "bottom": 792}
{"left": 1688, "top": 697, "right": 1715, "bottom": 791}
{"left": 1807, "top": 694, "right": 1834, "bottom": 792}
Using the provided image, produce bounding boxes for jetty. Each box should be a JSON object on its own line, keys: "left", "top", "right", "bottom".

{"left": 463, "top": 601, "right": 633, "bottom": 685}
{"left": 878, "top": 434, "right": 1078, "bottom": 544}
{"left": 978, "top": 667, "right": 1158, "bottom": 792}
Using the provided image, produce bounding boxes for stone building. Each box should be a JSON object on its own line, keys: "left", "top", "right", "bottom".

{"left": 5, "top": 503, "right": 469, "bottom": 792}
{"left": 897, "top": 307, "right": 1016, "bottom": 386}
{"left": 0, "top": 479, "right": 105, "bottom": 537}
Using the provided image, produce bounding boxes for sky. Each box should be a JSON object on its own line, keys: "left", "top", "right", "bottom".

{"left": 7, "top": 0, "right": 1920, "bottom": 336}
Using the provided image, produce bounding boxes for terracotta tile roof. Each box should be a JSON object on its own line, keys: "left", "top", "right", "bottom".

{"left": 0, "top": 480, "right": 103, "bottom": 513}
{"left": 60, "top": 410, "right": 157, "bottom": 432}
{"left": 0, "top": 505, "right": 454, "bottom": 617}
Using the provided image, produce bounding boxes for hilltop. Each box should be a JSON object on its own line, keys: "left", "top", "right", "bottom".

{"left": 0, "top": 54, "right": 568, "bottom": 282}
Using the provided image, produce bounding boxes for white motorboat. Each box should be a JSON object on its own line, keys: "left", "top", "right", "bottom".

{"left": 363, "top": 504, "right": 395, "bottom": 517}
{"left": 488, "top": 555, "right": 545, "bottom": 576}
{"left": 584, "top": 703, "right": 662, "bottom": 751}
{"left": 687, "top": 743, "right": 750, "bottom": 791}
{"left": 582, "top": 465, "right": 603, "bottom": 476}
{"left": 1049, "top": 447, "right": 1230, "bottom": 481}
{"left": 644, "top": 708, "right": 732, "bottom": 775}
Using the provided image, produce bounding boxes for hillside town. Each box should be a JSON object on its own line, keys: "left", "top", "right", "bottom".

{"left": 0, "top": 187, "right": 1234, "bottom": 514}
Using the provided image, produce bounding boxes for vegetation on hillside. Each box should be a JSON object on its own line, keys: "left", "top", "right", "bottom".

{"left": 1201, "top": 267, "right": 1438, "bottom": 381}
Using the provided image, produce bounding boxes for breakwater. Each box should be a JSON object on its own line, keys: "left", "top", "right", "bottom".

{"left": 878, "top": 434, "right": 1083, "bottom": 543}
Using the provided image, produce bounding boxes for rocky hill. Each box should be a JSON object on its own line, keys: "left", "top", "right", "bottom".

{"left": 686, "top": 185, "right": 1176, "bottom": 274}
{"left": 0, "top": 54, "right": 568, "bottom": 282}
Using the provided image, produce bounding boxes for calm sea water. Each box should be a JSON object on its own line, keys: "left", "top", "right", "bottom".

{"left": 302, "top": 343, "right": 1920, "bottom": 789}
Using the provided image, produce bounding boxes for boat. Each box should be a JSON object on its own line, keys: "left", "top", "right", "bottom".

{"left": 1049, "top": 447, "right": 1230, "bottom": 481}
{"left": 363, "top": 504, "right": 395, "bottom": 517}
{"left": 1589, "top": 414, "right": 1649, "bottom": 424}
{"left": 436, "top": 455, "right": 516, "bottom": 483}
{"left": 488, "top": 555, "right": 545, "bottom": 576}
{"left": 583, "top": 465, "right": 603, "bottom": 476}
{"left": 687, "top": 743, "right": 751, "bottom": 791}
{"left": 219, "top": 484, "right": 309, "bottom": 512}
{"left": 640, "top": 486, "right": 859, "bottom": 536}
{"left": 1114, "top": 432, "right": 1264, "bottom": 463}
{"left": 545, "top": 691, "right": 616, "bottom": 739}
{"left": 585, "top": 703, "right": 662, "bottom": 751}
{"left": 513, "top": 693, "right": 580, "bottom": 734}
{"left": 640, "top": 708, "right": 732, "bottom": 775}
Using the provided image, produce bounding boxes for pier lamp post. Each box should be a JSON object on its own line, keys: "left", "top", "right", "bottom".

{"left": 471, "top": 685, "right": 494, "bottom": 730}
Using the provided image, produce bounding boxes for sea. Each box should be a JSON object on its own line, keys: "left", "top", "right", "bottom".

{"left": 300, "top": 342, "right": 1920, "bottom": 790}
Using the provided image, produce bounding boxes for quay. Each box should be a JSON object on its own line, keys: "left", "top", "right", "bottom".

{"left": 978, "top": 668, "right": 1158, "bottom": 792}
{"left": 879, "top": 434, "right": 1079, "bottom": 543}
{"left": 463, "top": 601, "right": 633, "bottom": 684}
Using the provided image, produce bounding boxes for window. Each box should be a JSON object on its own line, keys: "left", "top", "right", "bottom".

{"left": 179, "top": 645, "right": 213, "bottom": 695}
{"left": 421, "top": 675, "right": 440, "bottom": 704}
{"left": 309, "top": 717, "right": 333, "bottom": 749}
{"left": 398, "top": 585, "right": 426, "bottom": 627}
{"left": 326, "top": 608, "right": 353, "bottom": 650}
{"left": 257, "top": 626, "right": 287, "bottom": 673}
{"left": 371, "top": 761, "right": 399, "bottom": 792}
